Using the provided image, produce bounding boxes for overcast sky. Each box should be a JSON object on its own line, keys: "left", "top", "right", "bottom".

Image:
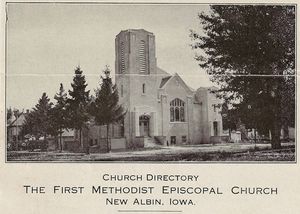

{"left": 7, "top": 3, "right": 212, "bottom": 110}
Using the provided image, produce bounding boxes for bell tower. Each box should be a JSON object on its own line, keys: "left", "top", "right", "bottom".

{"left": 115, "top": 29, "right": 158, "bottom": 110}
{"left": 115, "top": 29, "right": 159, "bottom": 147}
{"left": 115, "top": 29, "right": 157, "bottom": 76}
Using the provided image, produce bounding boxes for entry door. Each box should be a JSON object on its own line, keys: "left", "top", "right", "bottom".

{"left": 143, "top": 121, "right": 149, "bottom": 136}
{"left": 171, "top": 136, "right": 176, "bottom": 145}
{"left": 139, "top": 116, "right": 150, "bottom": 137}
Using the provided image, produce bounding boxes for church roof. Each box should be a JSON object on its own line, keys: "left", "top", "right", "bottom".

{"left": 159, "top": 76, "right": 172, "bottom": 88}
{"left": 197, "top": 86, "right": 219, "bottom": 93}
{"left": 157, "top": 67, "right": 170, "bottom": 76}
{"left": 159, "top": 73, "right": 194, "bottom": 95}
{"left": 117, "top": 29, "right": 154, "bottom": 36}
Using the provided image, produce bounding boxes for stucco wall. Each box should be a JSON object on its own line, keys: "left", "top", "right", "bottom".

{"left": 194, "top": 88, "right": 210, "bottom": 143}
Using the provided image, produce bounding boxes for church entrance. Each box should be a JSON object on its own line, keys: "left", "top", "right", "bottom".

{"left": 139, "top": 115, "right": 150, "bottom": 136}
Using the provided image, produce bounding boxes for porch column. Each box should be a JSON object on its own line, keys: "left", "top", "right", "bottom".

{"left": 152, "top": 112, "right": 158, "bottom": 136}
{"left": 135, "top": 112, "right": 140, "bottom": 137}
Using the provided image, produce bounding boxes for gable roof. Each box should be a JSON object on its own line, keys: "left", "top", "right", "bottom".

{"left": 8, "top": 113, "right": 26, "bottom": 127}
{"left": 62, "top": 129, "right": 75, "bottom": 137}
{"left": 159, "top": 76, "right": 172, "bottom": 88}
{"left": 159, "top": 73, "right": 193, "bottom": 94}
{"left": 157, "top": 67, "right": 170, "bottom": 76}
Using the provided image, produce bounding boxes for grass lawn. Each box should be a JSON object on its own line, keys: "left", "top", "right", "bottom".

{"left": 7, "top": 143, "right": 295, "bottom": 162}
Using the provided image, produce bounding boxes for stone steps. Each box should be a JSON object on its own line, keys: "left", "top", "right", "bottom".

{"left": 144, "top": 137, "right": 162, "bottom": 148}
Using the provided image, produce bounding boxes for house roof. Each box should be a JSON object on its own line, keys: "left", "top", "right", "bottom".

{"left": 8, "top": 113, "right": 26, "bottom": 127}
{"left": 62, "top": 129, "right": 75, "bottom": 137}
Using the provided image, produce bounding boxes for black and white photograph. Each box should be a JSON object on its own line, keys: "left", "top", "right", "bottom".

{"left": 5, "top": 3, "right": 296, "bottom": 162}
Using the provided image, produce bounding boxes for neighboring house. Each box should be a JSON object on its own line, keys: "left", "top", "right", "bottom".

{"left": 46, "top": 129, "right": 79, "bottom": 152}
{"left": 60, "top": 129, "right": 80, "bottom": 152}
{"left": 7, "top": 113, "right": 26, "bottom": 143}
{"left": 247, "top": 127, "right": 295, "bottom": 142}
{"left": 82, "top": 122, "right": 126, "bottom": 153}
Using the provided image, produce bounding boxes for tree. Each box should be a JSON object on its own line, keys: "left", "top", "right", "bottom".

{"left": 89, "top": 66, "right": 125, "bottom": 152}
{"left": 191, "top": 5, "right": 295, "bottom": 149}
{"left": 24, "top": 93, "right": 53, "bottom": 141}
{"left": 21, "top": 110, "right": 35, "bottom": 138}
{"left": 67, "top": 66, "right": 90, "bottom": 149}
{"left": 52, "top": 83, "right": 68, "bottom": 151}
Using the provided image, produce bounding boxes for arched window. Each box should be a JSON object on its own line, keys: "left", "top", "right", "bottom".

{"left": 170, "top": 98, "right": 185, "bottom": 122}
{"left": 139, "top": 40, "right": 146, "bottom": 72}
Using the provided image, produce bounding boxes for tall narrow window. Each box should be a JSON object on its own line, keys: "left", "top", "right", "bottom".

{"left": 139, "top": 40, "right": 146, "bottom": 72}
{"left": 120, "top": 42, "right": 125, "bottom": 73}
{"left": 213, "top": 121, "right": 218, "bottom": 136}
{"left": 170, "top": 108, "right": 174, "bottom": 122}
{"left": 121, "top": 85, "right": 123, "bottom": 97}
{"left": 180, "top": 107, "right": 185, "bottom": 122}
{"left": 142, "top": 83, "right": 146, "bottom": 94}
{"left": 175, "top": 108, "right": 180, "bottom": 121}
{"left": 170, "top": 98, "right": 185, "bottom": 122}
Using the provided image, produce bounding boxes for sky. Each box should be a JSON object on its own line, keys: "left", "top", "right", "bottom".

{"left": 7, "top": 3, "right": 212, "bottom": 110}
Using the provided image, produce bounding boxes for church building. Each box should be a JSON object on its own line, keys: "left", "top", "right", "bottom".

{"left": 112, "top": 29, "right": 223, "bottom": 148}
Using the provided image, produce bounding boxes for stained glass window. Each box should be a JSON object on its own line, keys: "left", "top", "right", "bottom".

{"left": 170, "top": 98, "right": 185, "bottom": 122}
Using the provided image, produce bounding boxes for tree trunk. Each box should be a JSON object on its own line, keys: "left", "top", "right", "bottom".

{"left": 271, "top": 78, "right": 282, "bottom": 150}
{"left": 271, "top": 121, "right": 281, "bottom": 149}
{"left": 44, "top": 133, "right": 47, "bottom": 151}
{"left": 106, "top": 124, "right": 110, "bottom": 153}
{"left": 79, "top": 128, "right": 82, "bottom": 148}
{"left": 59, "top": 128, "right": 62, "bottom": 152}
{"left": 283, "top": 124, "right": 289, "bottom": 140}
{"left": 254, "top": 128, "right": 257, "bottom": 144}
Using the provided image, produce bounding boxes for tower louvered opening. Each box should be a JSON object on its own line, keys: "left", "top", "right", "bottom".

{"left": 139, "top": 40, "right": 147, "bottom": 72}
{"left": 120, "top": 42, "right": 125, "bottom": 73}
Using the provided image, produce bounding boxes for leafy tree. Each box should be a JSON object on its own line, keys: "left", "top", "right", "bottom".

{"left": 191, "top": 5, "right": 295, "bottom": 149}
{"left": 52, "top": 83, "right": 68, "bottom": 151}
{"left": 90, "top": 66, "right": 125, "bottom": 152}
{"left": 67, "top": 66, "right": 90, "bottom": 148}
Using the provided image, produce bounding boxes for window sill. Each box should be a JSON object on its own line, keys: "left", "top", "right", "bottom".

{"left": 169, "top": 121, "right": 187, "bottom": 124}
